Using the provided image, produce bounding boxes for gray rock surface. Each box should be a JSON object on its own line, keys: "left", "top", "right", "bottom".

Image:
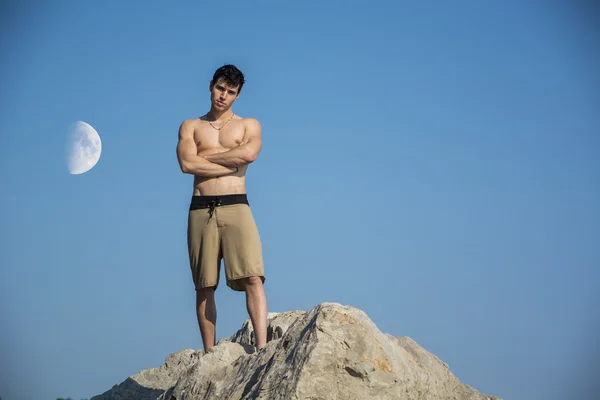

{"left": 92, "top": 302, "right": 500, "bottom": 400}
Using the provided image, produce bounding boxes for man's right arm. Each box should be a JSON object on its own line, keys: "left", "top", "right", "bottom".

{"left": 176, "top": 120, "right": 237, "bottom": 177}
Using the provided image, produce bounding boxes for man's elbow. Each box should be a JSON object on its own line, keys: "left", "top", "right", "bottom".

{"left": 178, "top": 160, "right": 191, "bottom": 174}
{"left": 242, "top": 148, "right": 259, "bottom": 164}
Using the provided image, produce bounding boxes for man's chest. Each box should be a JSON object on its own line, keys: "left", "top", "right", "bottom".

{"left": 194, "top": 122, "right": 245, "bottom": 152}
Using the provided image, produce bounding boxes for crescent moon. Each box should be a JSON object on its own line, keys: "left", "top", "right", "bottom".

{"left": 67, "top": 121, "right": 102, "bottom": 175}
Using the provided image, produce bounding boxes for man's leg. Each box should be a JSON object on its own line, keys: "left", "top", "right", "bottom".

{"left": 196, "top": 287, "right": 217, "bottom": 351}
{"left": 243, "top": 276, "right": 268, "bottom": 349}
{"left": 219, "top": 202, "right": 267, "bottom": 348}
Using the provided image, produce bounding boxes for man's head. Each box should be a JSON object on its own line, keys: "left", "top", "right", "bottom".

{"left": 209, "top": 64, "right": 245, "bottom": 111}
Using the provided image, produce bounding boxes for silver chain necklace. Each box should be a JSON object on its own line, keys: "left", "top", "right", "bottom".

{"left": 208, "top": 113, "right": 235, "bottom": 131}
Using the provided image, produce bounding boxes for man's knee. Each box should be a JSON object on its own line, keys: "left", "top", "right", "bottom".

{"left": 243, "top": 276, "right": 263, "bottom": 289}
{"left": 196, "top": 286, "right": 216, "bottom": 301}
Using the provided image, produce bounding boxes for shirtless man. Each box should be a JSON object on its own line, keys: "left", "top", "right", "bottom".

{"left": 176, "top": 64, "right": 267, "bottom": 352}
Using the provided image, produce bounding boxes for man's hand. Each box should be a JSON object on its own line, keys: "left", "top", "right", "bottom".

{"left": 233, "top": 139, "right": 248, "bottom": 173}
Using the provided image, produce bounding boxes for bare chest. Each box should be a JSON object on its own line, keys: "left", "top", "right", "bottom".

{"left": 194, "top": 120, "right": 245, "bottom": 154}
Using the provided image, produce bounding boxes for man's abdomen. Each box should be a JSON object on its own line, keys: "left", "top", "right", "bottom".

{"left": 193, "top": 175, "right": 247, "bottom": 196}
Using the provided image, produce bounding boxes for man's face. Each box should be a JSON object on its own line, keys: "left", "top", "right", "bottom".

{"left": 210, "top": 79, "right": 240, "bottom": 110}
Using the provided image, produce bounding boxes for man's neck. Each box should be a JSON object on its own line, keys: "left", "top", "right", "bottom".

{"left": 205, "top": 108, "right": 234, "bottom": 122}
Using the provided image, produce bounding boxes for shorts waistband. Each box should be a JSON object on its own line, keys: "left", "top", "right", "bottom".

{"left": 189, "top": 194, "right": 249, "bottom": 212}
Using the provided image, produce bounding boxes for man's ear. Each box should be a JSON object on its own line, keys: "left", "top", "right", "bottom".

{"left": 208, "top": 80, "right": 213, "bottom": 92}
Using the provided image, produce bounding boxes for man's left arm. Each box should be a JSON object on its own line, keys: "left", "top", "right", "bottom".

{"left": 203, "top": 118, "right": 262, "bottom": 168}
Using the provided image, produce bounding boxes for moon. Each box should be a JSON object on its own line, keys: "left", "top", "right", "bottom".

{"left": 67, "top": 121, "right": 102, "bottom": 175}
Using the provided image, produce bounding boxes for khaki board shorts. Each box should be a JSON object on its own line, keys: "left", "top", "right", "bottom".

{"left": 187, "top": 194, "right": 265, "bottom": 292}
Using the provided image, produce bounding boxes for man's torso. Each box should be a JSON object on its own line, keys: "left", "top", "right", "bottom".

{"left": 191, "top": 116, "right": 249, "bottom": 196}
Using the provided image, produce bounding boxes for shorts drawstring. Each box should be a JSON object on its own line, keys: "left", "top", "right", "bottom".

{"left": 207, "top": 197, "right": 222, "bottom": 220}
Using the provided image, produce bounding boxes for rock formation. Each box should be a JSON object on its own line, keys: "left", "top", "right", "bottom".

{"left": 91, "top": 302, "right": 500, "bottom": 399}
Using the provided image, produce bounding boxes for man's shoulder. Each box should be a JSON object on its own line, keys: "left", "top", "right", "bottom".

{"left": 240, "top": 117, "right": 261, "bottom": 130}
{"left": 180, "top": 117, "right": 203, "bottom": 127}
{"left": 178, "top": 118, "right": 203, "bottom": 140}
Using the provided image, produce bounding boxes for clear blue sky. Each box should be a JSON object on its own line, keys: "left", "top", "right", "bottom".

{"left": 1, "top": 1, "right": 598, "bottom": 399}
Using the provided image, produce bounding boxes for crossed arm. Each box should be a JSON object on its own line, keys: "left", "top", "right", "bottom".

{"left": 176, "top": 120, "right": 237, "bottom": 177}
{"left": 202, "top": 118, "right": 262, "bottom": 168}
{"left": 176, "top": 118, "right": 262, "bottom": 177}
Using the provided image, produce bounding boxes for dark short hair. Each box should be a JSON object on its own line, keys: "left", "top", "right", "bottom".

{"left": 212, "top": 64, "right": 245, "bottom": 93}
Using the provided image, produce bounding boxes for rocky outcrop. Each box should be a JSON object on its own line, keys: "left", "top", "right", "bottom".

{"left": 92, "top": 302, "right": 500, "bottom": 400}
